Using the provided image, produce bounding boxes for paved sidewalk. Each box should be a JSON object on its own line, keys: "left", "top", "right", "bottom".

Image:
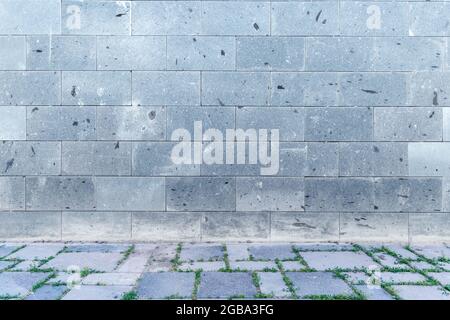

{"left": 1, "top": 242, "right": 450, "bottom": 300}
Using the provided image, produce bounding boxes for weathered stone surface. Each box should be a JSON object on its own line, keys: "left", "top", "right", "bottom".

{"left": 257, "top": 272, "right": 290, "bottom": 297}
{"left": 0, "top": 272, "right": 50, "bottom": 297}
{"left": 248, "top": 244, "right": 296, "bottom": 260}
{"left": 300, "top": 251, "right": 377, "bottom": 270}
{"left": 137, "top": 272, "right": 195, "bottom": 299}
{"left": 392, "top": 285, "right": 450, "bottom": 300}
{"left": 286, "top": 272, "right": 353, "bottom": 297}
{"left": 62, "top": 285, "right": 132, "bottom": 300}
{"left": 197, "top": 272, "right": 257, "bottom": 299}
{"left": 26, "top": 285, "right": 66, "bottom": 300}
{"left": 43, "top": 252, "right": 123, "bottom": 272}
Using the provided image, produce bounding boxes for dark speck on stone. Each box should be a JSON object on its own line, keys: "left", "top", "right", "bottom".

{"left": 429, "top": 111, "right": 435, "bottom": 118}
{"left": 361, "top": 89, "right": 378, "bottom": 94}
{"left": 433, "top": 91, "right": 439, "bottom": 105}
{"left": 373, "top": 146, "right": 379, "bottom": 153}
{"left": 31, "top": 107, "right": 39, "bottom": 113}
{"left": 253, "top": 23, "right": 259, "bottom": 30}
{"left": 315, "top": 10, "right": 322, "bottom": 22}
{"left": 221, "top": 50, "right": 225, "bottom": 56}
{"left": 4, "top": 158, "right": 14, "bottom": 173}
{"left": 34, "top": 49, "right": 43, "bottom": 53}
{"left": 116, "top": 13, "right": 127, "bottom": 17}
{"left": 71, "top": 86, "right": 77, "bottom": 97}
{"left": 114, "top": 141, "right": 120, "bottom": 149}
{"left": 72, "top": 121, "right": 78, "bottom": 126}
{"left": 277, "top": 85, "right": 285, "bottom": 90}
{"left": 148, "top": 111, "right": 156, "bottom": 120}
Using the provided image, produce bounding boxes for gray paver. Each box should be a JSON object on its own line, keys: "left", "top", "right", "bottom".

{"left": 392, "top": 285, "right": 450, "bottom": 300}
{"left": 43, "top": 252, "right": 123, "bottom": 272}
{"left": 286, "top": 272, "right": 353, "bottom": 298}
{"left": 257, "top": 272, "right": 290, "bottom": 298}
{"left": 248, "top": 245, "right": 296, "bottom": 260}
{"left": 354, "top": 285, "right": 394, "bottom": 300}
{"left": 373, "top": 252, "right": 410, "bottom": 269}
{"left": 230, "top": 261, "right": 277, "bottom": 271}
{"left": 137, "top": 272, "right": 195, "bottom": 299}
{"left": 300, "top": 251, "right": 377, "bottom": 270}
{"left": 82, "top": 273, "right": 140, "bottom": 286}
{"left": 0, "top": 260, "right": 14, "bottom": 271}
{"left": 179, "top": 261, "right": 225, "bottom": 272}
{"left": 428, "top": 273, "right": 450, "bottom": 285}
{"left": 180, "top": 244, "right": 224, "bottom": 262}
{"left": 226, "top": 244, "right": 250, "bottom": 261}
{"left": 0, "top": 272, "right": 50, "bottom": 297}
{"left": 62, "top": 285, "right": 132, "bottom": 301}
{"left": 25, "top": 285, "right": 67, "bottom": 300}
{"left": 197, "top": 272, "right": 257, "bottom": 299}
{"left": 281, "top": 261, "right": 305, "bottom": 271}
{"left": 64, "top": 244, "right": 129, "bottom": 253}
{"left": 9, "top": 244, "right": 64, "bottom": 260}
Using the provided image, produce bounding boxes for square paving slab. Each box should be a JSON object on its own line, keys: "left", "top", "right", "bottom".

{"left": 180, "top": 244, "right": 224, "bottom": 262}
{"left": 286, "top": 272, "right": 353, "bottom": 298}
{"left": 354, "top": 285, "right": 393, "bottom": 300}
{"left": 300, "top": 251, "right": 377, "bottom": 270}
{"left": 43, "top": 252, "right": 123, "bottom": 272}
{"left": 62, "top": 285, "right": 132, "bottom": 300}
{"left": 25, "top": 285, "right": 67, "bottom": 300}
{"left": 8, "top": 244, "right": 64, "bottom": 260}
{"left": 248, "top": 244, "right": 296, "bottom": 260}
{"left": 392, "top": 285, "right": 450, "bottom": 300}
{"left": 197, "top": 272, "right": 257, "bottom": 299}
{"left": 137, "top": 272, "right": 195, "bottom": 299}
{"left": 257, "top": 272, "right": 290, "bottom": 298}
{"left": 0, "top": 272, "right": 50, "bottom": 297}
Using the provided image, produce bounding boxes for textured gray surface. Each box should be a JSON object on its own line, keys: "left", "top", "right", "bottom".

{"left": 0, "top": 0, "right": 449, "bottom": 242}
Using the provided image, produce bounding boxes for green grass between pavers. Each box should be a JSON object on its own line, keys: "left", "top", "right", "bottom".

{"left": 303, "top": 294, "right": 360, "bottom": 300}
{"left": 275, "top": 259, "right": 298, "bottom": 299}
{"left": 79, "top": 267, "right": 101, "bottom": 278}
{"left": 222, "top": 244, "right": 231, "bottom": 271}
{"left": 170, "top": 243, "right": 183, "bottom": 270}
{"left": 122, "top": 290, "right": 138, "bottom": 300}
{"left": 381, "top": 284, "right": 401, "bottom": 300}
{"left": 332, "top": 269, "right": 366, "bottom": 300}
{"left": 0, "top": 294, "right": 20, "bottom": 300}
{"left": 31, "top": 272, "right": 56, "bottom": 292}
{"left": 291, "top": 246, "right": 314, "bottom": 272}
{"left": 191, "top": 270, "right": 202, "bottom": 300}
{"left": 116, "top": 245, "right": 135, "bottom": 268}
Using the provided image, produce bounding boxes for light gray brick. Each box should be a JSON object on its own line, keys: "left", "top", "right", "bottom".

{"left": 340, "top": 1, "right": 409, "bottom": 36}
{"left": 166, "top": 177, "right": 235, "bottom": 211}
{"left": 26, "top": 177, "right": 96, "bottom": 211}
{"left": 410, "top": 213, "right": 450, "bottom": 243}
{"left": 0, "top": 177, "right": 25, "bottom": 211}
{"left": 202, "top": 72, "right": 270, "bottom": 106}
{"left": 0, "top": 36, "right": 25, "bottom": 70}
{"left": 62, "top": 212, "right": 131, "bottom": 241}
{"left": 27, "top": 106, "right": 96, "bottom": 140}
{"left": 339, "top": 73, "right": 407, "bottom": 106}
{"left": 271, "top": 212, "right": 339, "bottom": 242}
{"left": 410, "top": 3, "right": 450, "bottom": 36}
{"left": 202, "top": 212, "right": 269, "bottom": 241}
{"left": 373, "top": 178, "right": 442, "bottom": 212}
{"left": 0, "top": 106, "right": 26, "bottom": 140}
{"left": 305, "top": 107, "right": 373, "bottom": 142}
{"left": 97, "top": 36, "right": 166, "bottom": 70}
{"left": 62, "top": 141, "right": 131, "bottom": 175}
{"left": 271, "top": 72, "right": 339, "bottom": 106}
{"left": 96, "top": 177, "right": 165, "bottom": 211}
{"left": 236, "top": 177, "right": 304, "bottom": 211}
{"left": 96, "top": 106, "right": 165, "bottom": 140}
{"left": 306, "top": 37, "right": 372, "bottom": 72}
{"left": 0, "top": 0, "right": 61, "bottom": 35}
{"left": 0, "top": 142, "right": 61, "bottom": 175}
{"left": 133, "top": 71, "right": 200, "bottom": 105}
{"left": 27, "top": 36, "right": 96, "bottom": 71}
{"left": 271, "top": 2, "right": 339, "bottom": 36}
{"left": 167, "top": 36, "right": 235, "bottom": 71}
{"left": 62, "top": 0, "right": 130, "bottom": 35}
{"left": 340, "top": 212, "right": 409, "bottom": 243}
{"left": 62, "top": 71, "right": 131, "bottom": 106}
{"left": 339, "top": 142, "right": 408, "bottom": 176}
{"left": 445, "top": 109, "right": 450, "bottom": 141}
{"left": 306, "top": 143, "right": 338, "bottom": 176}
{"left": 0, "top": 212, "right": 60, "bottom": 241}
{"left": 444, "top": 177, "right": 450, "bottom": 212}
{"left": 132, "top": 212, "right": 201, "bottom": 241}
{"left": 201, "top": 2, "right": 270, "bottom": 36}
{"left": 278, "top": 142, "right": 307, "bottom": 176}
{"left": 305, "top": 178, "right": 374, "bottom": 212}
{"left": 374, "top": 108, "right": 442, "bottom": 141}
{"left": 236, "top": 107, "right": 303, "bottom": 142}
{"left": 237, "top": 37, "right": 304, "bottom": 71}
{"left": 167, "top": 106, "right": 234, "bottom": 140}
{"left": 408, "top": 143, "right": 450, "bottom": 176}
{"left": 0, "top": 71, "right": 60, "bottom": 105}
{"left": 409, "top": 72, "right": 450, "bottom": 107}
{"left": 132, "top": 142, "right": 200, "bottom": 176}
{"left": 132, "top": 1, "right": 201, "bottom": 35}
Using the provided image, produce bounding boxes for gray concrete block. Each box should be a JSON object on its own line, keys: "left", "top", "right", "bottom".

{"left": 392, "top": 285, "right": 450, "bottom": 300}
{"left": 300, "top": 251, "right": 377, "bottom": 271}
{"left": 197, "top": 272, "right": 257, "bottom": 299}
{"left": 62, "top": 141, "right": 131, "bottom": 176}
{"left": 230, "top": 261, "right": 277, "bottom": 271}
{"left": 354, "top": 285, "right": 393, "bottom": 300}
{"left": 0, "top": 177, "right": 25, "bottom": 210}
{"left": 257, "top": 272, "right": 290, "bottom": 297}
{"left": 0, "top": 106, "right": 26, "bottom": 140}
{"left": 236, "top": 177, "right": 304, "bottom": 211}
{"left": 9, "top": 244, "right": 63, "bottom": 260}
{"left": 248, "top": 244, "right": 296, "bottom": 260}
{"left": 373, "top": 178, "right": 442, "bottom": 212}
{"left": 137, "top": 272, "right": 195, "bottom": 299}
{"left": 97, "top": 36, "right": 166, "bottom": 70}
{"left": 0, "top": 212, "right": 60, "bottom": 241}
{"left": 166, "top": 177, "right": 235, "bottom": 211}
{"left": 62, "top": 285, "right": 132, "bottom": 300}
{"left": 44, "top": 252, "right": 123, "bottom": 272}
{"left": 202, "top": 72, "right": 270, "bottom": 106}
{"left": 237, "top": 36, "right": 304, "bottom": 71}
{"left": 167, "top": 36, "right": 235, "bottom": 71}
{"left": 306, "top": 143, "right": 339, "bottom": 176}
{"left": 0, "top": 36, "right": 25, "bottom": 70}
{"left": 408, "top": 143, "right": 450, "bottom": 176}
{"left": 27, "top": 36, "right": 96, "bottom": 71}
{"left": 97, "top": 106, "right": 165, "bottom": 141}
{"left": 26, "top": 177, "right": 95, "bottom": 211}
{"left": 305, "top": 108, "right": 373, "bottom": 141}
{"left": 96, "top": 177, "right": 165, "bottom": 211}
{"left": 62, "top": 71, "right": 131, "bottom": 105}
{"left": 0, "top": 272, "right": 50, "bottom": 298}
{"left": 410, "top": 213, "right": 450, "bottom": 243}
{"left": 180, "top": 244, "right": 224, "bottom": 262}
{"left": 410, "top": 3, "right": 450, "bottom": 36}
{"left": 133, "top": 71, "right": 200, "bottom": 105}
{"left": 374, "top": 108, "right": 442, "bottom": 141}
{"left": 202, "top": 212, "right": 270, "bottom": 241}
{"left": 409, "top": 73, "right": 450, "bottom": 107}
{"left": 286, "top": 272, "right": 353, "bottom": 297}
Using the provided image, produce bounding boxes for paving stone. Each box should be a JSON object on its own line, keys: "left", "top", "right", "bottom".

{"left": 0, "top": 272, "right": 50, "bottom": 297}
{"left": 179, "top": 261, "right": 225, "bottom": 272}
{"left": 230, "top": 261, "right": 277, "bottom": 271}
{"left": 281, "top": 261, "right": 305, "bottom": 271}
{"left": 11, "top": 260, "right": 40, "bottom": 271}
{"left": 62, "top": 285, "right": 132, "bottom": 301}
{"left": 25, "top": 285, "right": 66, "bottom": 300}
{"left": 116, "top": 254, "right": 149, "bottom": 273}
{"left": 294, "top": 243, "right": 355, "bottom": 252}
{"left": 373, "top": 252, "right": 410, "bottom": 270}
{"left": 428, "top": 273, "right": 450, "bottom": 286}
{"left": 180, "top": 244, "right": 224, "bottom": 262}
{"left": 286, "top": 272, "right": 353, "bottom": 298}
{"left": 383, "top": 245, "right": 419, "bottom": 260}
{"left": 257, "top": 272, "right": 290, "bottom": 298}
{"left": 354, "top": 285, "right": 394, "bottom": 300}
{"left": 43, "top": 252, "right": 123, "bottom": 272}
{"left": 377, "top": 272, "right": 427, "bottom": 284}
{"left": 82, "top": 273, "right": 140, "bottom": 286}
{"left": 342, "top": 272, "right": 370, "bottom": 285}
{"left": 47, "top": 273, "right": 75, "bottom": 285}
{"left": 0, "top": 245, "right": 22, "bottom": 259}
{"left": 145, "top": 260, "right": 172, "bottom": 272}
{"left": 411, "top": 246, "right": 450, "bottom": 261}
{"left": 409, "top": 261, "right": 437, "bottom": 270}
{"left": 147, "top": 244, "right": 178, "bottom": 261}
{"left": 248, "top": 244, "right": 296, "bottom": 260}
{"left": 300, "top": 251, "right": 377, "bottom": 270}
{"left": 197, "top": 272, "right": 257, "bottom": 299}
{"left": 137, "top": 272, "right": 195, "bottom": 299}
{"left": 0, "top": 260, "right": 14, "bottom": 271}
{"left": 9, "top": 244, "right": 64, "bottom": 260}
{"left": 226, "top": 244, "right": 250, "bottom": 261}
{"left": 392, "top": 285, "right": 450, "bottom": 300}
{"left": 64, "top": 244, "right": 130, "bottom": 254}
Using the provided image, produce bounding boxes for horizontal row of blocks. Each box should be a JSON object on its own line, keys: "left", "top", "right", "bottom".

{"left": 1, "top": 71, "right": 450, "bottom": 106}
{"left": 0, "top": 211, "right": 449, "bottom": 243}
{"left": 1, "top": 106, "right": 448, "bottom": 141}
{"left": 0, "top": 176, "right": 448, "bottom": 212}
{"left": 2, "top": 1, "right": 450, "bottom": 36}
{"left": 3, "top": 140, "right": 450, "bottom": 177}
{"left": 1, "top": 35, "right": 448, "bottom": 72}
